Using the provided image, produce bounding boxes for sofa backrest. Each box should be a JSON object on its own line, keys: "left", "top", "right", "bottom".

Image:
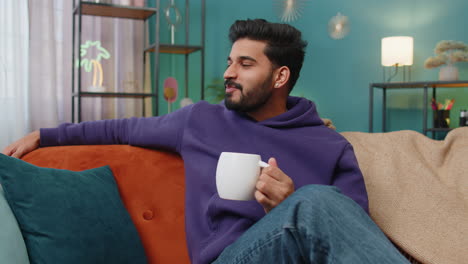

{"left": 342, "top": 128, "right": 468, "bottom": 264}
{"left": 21, "top": 128, "right": 468, "bottom": 264}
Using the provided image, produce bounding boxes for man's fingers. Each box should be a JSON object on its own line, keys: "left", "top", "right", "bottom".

{"left": 2, "top": 146, "right": 13, "bottom": 156}
{"left": 254, "top": 190, "right": 273, "bottom": 212}
{"left": 262, "top": 166, "right": 285, "bottom": 181}
{"left": 262, "top": 157, "right": 284, "bottom": 181}
{"left": 256, "top": 175, "right": 287, "bottom": 204}
{"left": 9, "top": 146, "right": 23, "bottom": 158}
{"left": 256, "top": 157, "right": 295, "bottom": 213}
{"left": 267, "top": 157, "right": 278, "bottom": 167}
{"left": 11, "top": 151, "right": 22, "bottom": 159}
{"left": 3, "top": 130, "right": 40, "bottom": 158}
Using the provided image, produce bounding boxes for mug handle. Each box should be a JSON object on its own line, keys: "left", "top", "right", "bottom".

{"left": 258, "top": 161, "right": 269, "bottom": 168}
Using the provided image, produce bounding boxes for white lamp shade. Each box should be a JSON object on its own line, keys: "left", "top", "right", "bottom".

{"left": 381, "top": 36, "right": 414, "bottom": 66}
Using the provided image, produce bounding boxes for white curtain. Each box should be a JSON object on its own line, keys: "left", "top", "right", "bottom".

{"left": 0, "top": 0, "right": 146, "bottom": 149}
{"left": 0, "top": 1, "right": 30, "bottom": 150}
{"left": 29, "top": 0, "right": 72, "bottom": 130}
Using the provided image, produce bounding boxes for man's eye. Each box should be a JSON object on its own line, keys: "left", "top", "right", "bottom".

{"left": 242, "top": 64, "right": 252, "bottom": 67}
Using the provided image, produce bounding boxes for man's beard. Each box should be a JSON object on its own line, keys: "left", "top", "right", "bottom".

{"left": 224, "top": 76, "right": 273, "bottom": 113}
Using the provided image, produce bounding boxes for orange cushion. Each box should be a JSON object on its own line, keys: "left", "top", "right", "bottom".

{"left": 22, "top": 145, "right": 190, "bottom": 264}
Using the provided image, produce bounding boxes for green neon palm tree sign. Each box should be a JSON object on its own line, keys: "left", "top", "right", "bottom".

{"left": 75, "top": 40, "right": 111, "bottom": 88}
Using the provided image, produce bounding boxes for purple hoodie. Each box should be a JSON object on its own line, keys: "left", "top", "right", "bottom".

{"left": 41, "top": 96, "right": 368, "bottom": 264}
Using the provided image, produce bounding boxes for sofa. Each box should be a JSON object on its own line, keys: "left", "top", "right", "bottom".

{"left": 1, "top": 128, "right": 467, "bottom": 264}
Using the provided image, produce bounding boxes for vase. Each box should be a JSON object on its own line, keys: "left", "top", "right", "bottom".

{"left": 433, "top": 110, "right": 450, "bottom": 128}
{"left": 439, "top": 64, "right": 459, "bottom": 81}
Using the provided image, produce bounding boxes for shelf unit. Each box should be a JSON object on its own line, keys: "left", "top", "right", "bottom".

{"left": 71, "top": 0, "right": 205, "bottom": 122}
{"left": 369, "top": 80, "right": 468, "bottom": 138}
{"left": 72, "top": 1, "right": 158, "bottom": 122}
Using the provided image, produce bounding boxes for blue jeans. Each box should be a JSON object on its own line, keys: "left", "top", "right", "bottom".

{"left": 213, "top": 185, "right": 409, "bottom": 264}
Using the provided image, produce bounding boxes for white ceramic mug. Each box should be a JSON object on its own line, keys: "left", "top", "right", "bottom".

{"left": 216, "top": 152, "right": 269, "bottom": 201}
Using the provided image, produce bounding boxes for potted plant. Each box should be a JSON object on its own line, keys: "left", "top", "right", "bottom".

{"left": 206, "top": 78, "right": 225, "bottom": 104}
{"left": 424, "top": 40, "right": 468, "bottom": 81}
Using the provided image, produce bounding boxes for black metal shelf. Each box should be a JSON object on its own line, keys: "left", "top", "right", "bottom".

{"left": 74, "top": 2, "right": 157, "bottom": 20}
{"left": 73, "top": 92, "right": 156, "bottom": 98}
{"left": 369, "top": 80, "right": 468, "bottom": 139}
{"left": 144, "top": 44, "right": 203, "bottom": 54}
{"left": 371, "top": 80, "right": 468, "bottom": 89}
{"left": 72, "top": 0, "right": 159, "bottom": 122}
{"left": 72, "top": 0, "right": 205, "bottom": 122}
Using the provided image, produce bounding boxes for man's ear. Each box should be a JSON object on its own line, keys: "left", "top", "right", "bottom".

{"left": 273, "top": 66, "right": 290, "bottom": 89}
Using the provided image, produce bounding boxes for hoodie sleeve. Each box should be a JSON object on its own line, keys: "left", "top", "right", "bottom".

{"left": 40, "top": 104, "right": 194, "bottom": 153}
{"left": 332, "top": 143, "right": 369, "bottom": 213}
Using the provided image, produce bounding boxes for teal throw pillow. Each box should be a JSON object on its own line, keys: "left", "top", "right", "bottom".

{"left": 0, "top": 154, "right": 147, "bottom": 264}
{"left": 0, "top": 184, "right": 30, "bottom": 264}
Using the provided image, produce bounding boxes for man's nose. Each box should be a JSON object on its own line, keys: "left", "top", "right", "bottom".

{"left": 223, "top": 65, "right": 237, "bottom": 80}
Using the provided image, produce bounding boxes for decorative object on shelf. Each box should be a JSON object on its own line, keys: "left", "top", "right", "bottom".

{"left": 328, "top": 12, "right": 349, "bottom": 40}
{"left": 424, "top": 40, "right": 468, "bottom": 81}
{"left": 180, "top": 97, "right": 193, "bottom": 108}
{"left": 381, "top": 36, "right": 413, "bottom": 82}
{"left": 164, "top": 0, "right": 182, "bottom": 44}
{"left": 275, "top": 0, "right": 307, "bottom": 23}
{"left": 163, "top": 77, "right": 178, "bottom": 113}
{"left": 75, "top": 40, "right": 111, "bottom": 92}
{"left": 431, "top": 97, "right": 454, "bottom": 111}
{"left": 431, "top": 97, "right": 454, "bottom": 128}
{"left": 433, "top": 110, "right": 450, "bottom": 128}
{"left": 459, "top": 109, "right": 467, "bottom": 127}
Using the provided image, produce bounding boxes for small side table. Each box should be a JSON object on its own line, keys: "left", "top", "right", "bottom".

{"left": 369, "top": 81, "right": 468, "bottom": 138}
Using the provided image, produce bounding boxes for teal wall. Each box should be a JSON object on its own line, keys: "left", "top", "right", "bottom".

{"left": 154, "top": 0, "right": 468, "bottom": 133}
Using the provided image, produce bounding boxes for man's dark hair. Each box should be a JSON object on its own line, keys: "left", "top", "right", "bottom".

{"left": 228, "top": 19, "right": 308, "bottom": 92}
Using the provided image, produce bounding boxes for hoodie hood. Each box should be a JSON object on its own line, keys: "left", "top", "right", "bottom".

{"left": 258, "top": 96, "right": 324, "bottom": 128}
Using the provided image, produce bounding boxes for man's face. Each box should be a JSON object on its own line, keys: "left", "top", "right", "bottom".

{"left": 223, "top": 38, "right": 275, "bottom": 113}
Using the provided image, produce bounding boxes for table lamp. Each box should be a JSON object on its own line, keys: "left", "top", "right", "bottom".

{"left": 381, "top": 36, "right": 413, "bottom": 82}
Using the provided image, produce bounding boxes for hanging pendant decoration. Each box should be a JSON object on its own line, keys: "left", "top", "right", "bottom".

{"left": 164, "top": 0, "right": 182, "bottom": 44}
{"left": 328, "top": 12, "right": 350, "bottom": 40}
{"left": 275, "top": 0, "right": 307, "bottom": 23}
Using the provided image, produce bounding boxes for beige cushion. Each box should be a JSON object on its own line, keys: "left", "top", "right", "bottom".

{"left": 342, "top": 128, "right": 468, "bottom": 264}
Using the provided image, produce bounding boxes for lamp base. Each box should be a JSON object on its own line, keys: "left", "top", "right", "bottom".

{"left": 382, "top": 65, "right": 411, "bottom": 82}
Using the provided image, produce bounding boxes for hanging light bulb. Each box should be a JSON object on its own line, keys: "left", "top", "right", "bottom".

{"left": 328, "top": 12, "right": 350, "bottom": 40}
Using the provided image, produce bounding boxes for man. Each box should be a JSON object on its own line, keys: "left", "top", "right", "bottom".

{"left": 4, "top": 19, "right": 408, "bottom": 263}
